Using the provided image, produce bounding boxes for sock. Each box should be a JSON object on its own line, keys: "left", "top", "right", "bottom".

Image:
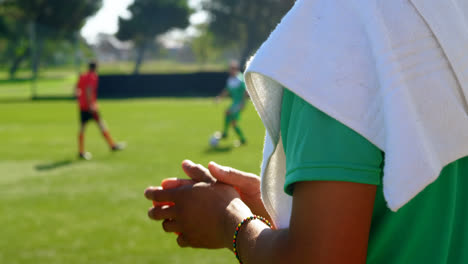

{"left": 234, "top": 126, "right": 246, "bottom": 142}
{"left": 102, "top": 131, "right": 116, "bottom": 148}
{"left": 79, "top": 133, "right": 85, "bottom": 154}
{"left": 223, "top": 115, "right": 231, "bottom": 137}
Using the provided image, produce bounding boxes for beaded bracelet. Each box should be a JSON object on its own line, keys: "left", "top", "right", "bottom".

{"left": 233, "top": 215, "right": 272, "bottom": 264}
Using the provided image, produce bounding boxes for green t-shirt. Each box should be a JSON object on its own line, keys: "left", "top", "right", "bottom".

{"left": 226, "top": 73, "right": 246, "bottom": 106}
{"left": 281, "top": 89, "right": 468, "bottom": 263}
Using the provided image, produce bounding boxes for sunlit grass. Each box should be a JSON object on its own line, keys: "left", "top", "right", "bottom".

{"left": 0, "top": 97, "right": 264, "bottom": 264}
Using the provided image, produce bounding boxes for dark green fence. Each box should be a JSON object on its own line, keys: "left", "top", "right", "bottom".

{"left": 98, "top": 72, "right": 229, "bottom": 98}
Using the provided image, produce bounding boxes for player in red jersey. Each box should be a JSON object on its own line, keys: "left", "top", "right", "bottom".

{"left": 76, "top": 62, "right": 125, "bottom": 160}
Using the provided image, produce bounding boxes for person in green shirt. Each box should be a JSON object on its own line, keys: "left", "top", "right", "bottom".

{"left": 145, "top": 89, "right": 468, "bottom": 263}
{"left": 215, "top": 61, "right": 248, "bottom": 145}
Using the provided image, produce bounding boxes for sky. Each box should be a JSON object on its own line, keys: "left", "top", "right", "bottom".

{"left": 80, "top": 0, "right": 206, "bottom": 44}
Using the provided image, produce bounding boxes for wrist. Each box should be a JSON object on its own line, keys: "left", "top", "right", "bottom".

{"left": 231, "top": 215, "right": 273, "bottom": 264}
{"left": 223, "top": 198, "right": 252, "bottom": 250}
{"left": 249, "top": 200, "right": 275, "bottom": 229}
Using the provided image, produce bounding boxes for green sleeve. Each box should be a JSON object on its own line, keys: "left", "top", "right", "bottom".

{"left": 281, "top": 89, "right": 383, "bottom": 196}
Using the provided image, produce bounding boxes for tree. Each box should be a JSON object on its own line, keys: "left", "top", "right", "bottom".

{"left": 3, "top": 0, "right": 102, "bottom": 35}
{"left": 116, "top": 0, "right": 191, "bottom": 75}
{"left": 0, "top": 16, "right": 10, "bottom": 37}
{"left": 201, "top": 0, "right": 294, "bottom": 67}
{"left": 0, "top": 0, "right": 102, "bottom": 78}
{"left": 0, "top": 3, "right": 28, "bottom": 77}
{"left": 191, "top": 25, "right": 221, "bottom": 66}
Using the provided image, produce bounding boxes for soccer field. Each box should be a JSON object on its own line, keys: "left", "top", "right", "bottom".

{"left": 0, "top": 98, "right": 265, "bottom": 264}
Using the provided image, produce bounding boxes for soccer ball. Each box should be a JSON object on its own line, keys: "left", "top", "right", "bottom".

{"left": 209, "top": 132, "right": 222, "bottom": 147}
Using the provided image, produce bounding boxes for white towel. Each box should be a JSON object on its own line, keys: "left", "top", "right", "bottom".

{"left": 245, "top": 0, "right": 468, "bottom": 228}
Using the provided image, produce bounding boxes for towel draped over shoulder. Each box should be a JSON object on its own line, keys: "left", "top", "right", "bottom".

{"left": 245, "top": 0, "right": 468, "bottom": 228}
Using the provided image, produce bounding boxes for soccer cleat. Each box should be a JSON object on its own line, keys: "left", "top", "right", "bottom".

{"left": 79, "top": 152, "right": 92, "bottom": 160}
{"left": 112, "top": 142, "right": 127, "bottom": 151}
{"left": 234, "top": 139, "right": 247, "bottom": 148}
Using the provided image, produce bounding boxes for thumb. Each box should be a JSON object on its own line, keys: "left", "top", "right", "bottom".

{"left": 161, "top": 178, "right": 194, "bottom": 189}
{"left": 181, "top": 160, "right": 216, "bottom": 183}
{"left": 208, "top": 162, "right": 259, "bottom": 190}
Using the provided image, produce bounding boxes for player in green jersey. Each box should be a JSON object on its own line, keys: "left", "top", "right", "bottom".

{"left": 215, "top": 61, "right": 249, "bottom": 145}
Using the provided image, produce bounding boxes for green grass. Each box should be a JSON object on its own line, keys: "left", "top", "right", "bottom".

{"left": 0, "top": 98, "right": 265, "bottom": 264}
{"left": 0, "top": 69, "right": 77, "bottom": 100}
{"left": 0, "top": 76, "right": 76, "bottom": 100}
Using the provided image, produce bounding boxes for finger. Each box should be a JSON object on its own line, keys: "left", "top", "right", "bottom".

{"left": 181, "top": 160, "right": 215, "bottom": 183}
{"left": 181, "top": 160, "right": 216, "bottom": 183}
{"left": 156, "top": 178, "right": 194, "bottom": 207}
{"left": 162, "top": 219, "right": 181, "bottom": 233}
{"left": 177, "top": 234, "right": 190, "bottom": 248}
{"left": 161, "top": 178, "right": 195, "bottom": 190}
{"left": 148, "top": 205, "right": 176, "bottom": 221}
{"left": 208, "top": 162, "right": 259, "bottom": 189}
{"left": 144, "top": 186, "right": 176, "bottom": 202}
{"left": 153, "top": 201, "right": 175, "bottom": 207}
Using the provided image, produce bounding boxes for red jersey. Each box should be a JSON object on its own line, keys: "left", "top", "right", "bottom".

{"left": 77, "top": 71, "right": 98, "bottom": 111}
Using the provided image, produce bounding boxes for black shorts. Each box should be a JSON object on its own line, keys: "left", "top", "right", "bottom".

{"left": 80, "top": 110, "right": 101, "bottom": 124}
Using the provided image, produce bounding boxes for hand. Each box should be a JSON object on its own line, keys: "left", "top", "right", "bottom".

{"left": 157, "top": 160, "right": 216, "bottom": 191}
{"left": 90, "top": 104, "right": 97, "bottom": 113}
{"left": 161, "top": 160, "right": 272, "bottom": 227}
{"left": 207, "top": 162, "right": 273, "bottom": 226}
{"left": 145, "top": 182, "right": 252, "bottom": 249}
{"left": 153, "top": 160, "right": 216, "bottom": 207}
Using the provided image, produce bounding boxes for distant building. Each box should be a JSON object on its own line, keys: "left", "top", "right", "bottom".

{"left": 93, "top": 33, "right": 133, "bottom": 62}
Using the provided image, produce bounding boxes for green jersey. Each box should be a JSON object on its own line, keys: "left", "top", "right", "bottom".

{"left": 281, "top": 89, "right": 468, "bottom": 263}
{"left": 226, "top": 73, "right": 246, "bottom": 106}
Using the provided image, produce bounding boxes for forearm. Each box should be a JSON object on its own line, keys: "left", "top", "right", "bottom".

{"left": 221, "top": 198, "right": 289, "bottom": 264}
{"left": 227, "top": 215, "right": 345, "bottom": 264}
{"left": 230, "top": 220, "right": 292, "bottom": 264}
{"left": 217, "top": 89, "right": 228, "bottom": 98}
{"left": 230, "top": 181, "right": 376, "bottom": 264}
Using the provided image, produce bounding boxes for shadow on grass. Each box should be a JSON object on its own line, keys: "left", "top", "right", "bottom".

{"left": 35, "top": 160, "right": 75, "bottom": 171}
{"left": 0, "top": 75, "right": 73, "bottom": 84}
{"left": 0, "top": 78, "right": 32, "bottom": 84}
{"left": 32, "top": 96, "right": 74, "bottom": 101}
{"left": 0, "top": 95, "right": 75, "bottom": 104}
{"left": 204, "top": 145, "right": 233, "bottom": 154}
